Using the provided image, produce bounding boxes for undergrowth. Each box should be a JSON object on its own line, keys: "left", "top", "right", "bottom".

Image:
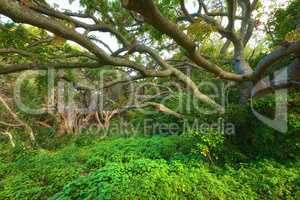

{"left": 0, "top": 135, "right": 300, "bottom": 200}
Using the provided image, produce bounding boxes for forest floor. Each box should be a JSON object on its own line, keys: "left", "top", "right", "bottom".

{"left": 0, "top": 135, "right": 300, "bottom": 199}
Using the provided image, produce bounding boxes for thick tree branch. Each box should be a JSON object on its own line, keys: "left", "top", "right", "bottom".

{"left": 0, "top": 0, "right": 165, "bottom": 78}
{"left": 132, "top": 44, "right": 225, "bottom": 112}
{"left": 0, "top": 48, "right": 33, "bottom": 57}
{"left": 0, "top": 0, "right": 113, "bottom": 62}
{"left": 253, "top": 41, "right": 300, "bottom": 81}
{"left": 0, "top": 61, "right": 104, "bottom": 75}
{"left": 122, "top": 0, "right": 246, "bottom": 82}
{"left": 252, "top": 59, "right": 300, "bottom": 97}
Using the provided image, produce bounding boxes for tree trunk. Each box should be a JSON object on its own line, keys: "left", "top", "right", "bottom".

{"left": 233, "top": 58, "right": 253, "bottom": 103}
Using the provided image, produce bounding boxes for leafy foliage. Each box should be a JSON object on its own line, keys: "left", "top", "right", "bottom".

{"left": 0, "top": 0, "right": 300, "bottom": 199}
{"left": 187, "top": 18, "right": 216, "bottom": 41}
{"left": 268, "top": 0, "right": 300, "bottom": 42}
{"left": 1, "top": 134, "right": 300, "bottom": 200}
{"left": 185, "top": 128, "right": 225, "bottom": 163}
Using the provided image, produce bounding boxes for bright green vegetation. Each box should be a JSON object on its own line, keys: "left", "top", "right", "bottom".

{"left": 1, "top": 135, "right": 300, "bottom": 200}
{"left": 0, "top": 0, "right": 300, "bottom": 199}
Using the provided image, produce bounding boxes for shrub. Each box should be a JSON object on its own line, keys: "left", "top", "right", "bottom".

{"left": 184, "top": 128, "right": 225, "bottom": 164}
{"left": 1, "top": 136, "right": 300, "bottom": 200}
{"left": 51, "top": 159, "right": 255, "bottom": 200}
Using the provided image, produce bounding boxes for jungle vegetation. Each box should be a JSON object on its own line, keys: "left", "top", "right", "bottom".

{"left": 0, "top": 0, "right": 299, "bottom": 199}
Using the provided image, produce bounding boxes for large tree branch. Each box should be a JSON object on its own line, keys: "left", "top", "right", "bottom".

{"left": 131, "top": 44, "right": 225, "bottom": 112}
{"left": 0, "top": 0, "right": 166, "bottom": 78}
{"left": 122, "top": 0, "right": 246, "bottom": 82}
{"left": 0, "top": 48, "right": 33, "bottom": 57}
{"left": 0, "top": 61, "right": 104, "bottom": 75}
{"left": 252, "top": 59, "right": 300, "bottom": 97}
{"left": 253, "top": 41, "right": 300, "bottom": 81}
{"left": 0, "top": 59, "right": 174, "bottom": 79}
{"left": 0, "top": 0, "right": 113, "bottom": 62}
{"left": 0, "top": 0, "right": 246, "bottom": 83}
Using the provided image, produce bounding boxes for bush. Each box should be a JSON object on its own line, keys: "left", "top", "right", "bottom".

{"left": 184, "top": 128, "right": 225, "bottom": 164}
{"left": 0, "top": 136, "right": 191, "bottom": 200}
{"left": 51, "top": 158, "right": 300, "bottom": 200}
{"left": 51, "top": 159, "right": 255, "bottom": 200}
{"left": 1, "top": 135, "right": 300, "bottom": 200}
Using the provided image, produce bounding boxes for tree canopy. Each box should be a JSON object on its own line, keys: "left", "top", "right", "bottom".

{"left": 0, "top": 0, "right": 298, "bottom": 111}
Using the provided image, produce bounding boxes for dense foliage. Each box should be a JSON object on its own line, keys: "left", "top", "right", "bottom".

{"left": 268, "top": 0, "right": 300, "bottom": 43}
{"left": 1, "top": 135, "right": 300, "bottom": 200}
{"left": 0, "top": 0, "right": 299, "bottom": 199}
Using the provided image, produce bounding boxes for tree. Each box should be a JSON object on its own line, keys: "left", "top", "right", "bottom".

{"left": 0, "top": 0, "right": 299, "bottom": 117}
